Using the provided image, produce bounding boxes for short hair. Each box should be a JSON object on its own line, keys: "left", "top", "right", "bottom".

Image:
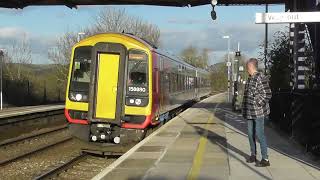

{"left": 247, "top": 58, "right": 258, "bottom": 69}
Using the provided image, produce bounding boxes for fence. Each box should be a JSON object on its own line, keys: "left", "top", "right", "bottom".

{"left": 3, "top": 79, "right": 65, "bottom": 106}
{"left": 270, "top": 90, "right": 320, "bottom": 155}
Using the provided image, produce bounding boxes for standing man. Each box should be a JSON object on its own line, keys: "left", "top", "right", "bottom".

{"left": 242, "top": 58, "right": 272, "bottom": 167}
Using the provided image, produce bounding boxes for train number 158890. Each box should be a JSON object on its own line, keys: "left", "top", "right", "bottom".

{"left": 128, "top": 86, "right": 147, "bottom": 93}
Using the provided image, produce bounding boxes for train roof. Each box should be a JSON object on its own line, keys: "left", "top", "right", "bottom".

{"left": 121, "top": 34, "right": 210, "bottom": 73}
{"left": 153, "top": 49, "right": 200, "bottom": 69}
{"left": 80, "top": 32, "right": 209, "bottom": 74}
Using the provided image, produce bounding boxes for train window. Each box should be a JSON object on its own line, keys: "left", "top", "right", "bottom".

{"left": 177, "top": 74, "right": 180, "bottom": 91}
{"left": 180, "top": 74, "right": 183, "bottom": 91}
{"left": 186, "top": 76, "right": 189, "bottom": 90}
{"left": 175, "top": 74, "right": 178, "bottom": 92}
{"left": 190, "top": 77, "right": 195, "bottom": 89}
{"left": 185, "top": 76, "right": 187, "bottom": 90}
{"left": 69, "top": 46, "right": 92, "bottom": 102}
{"left": 169, "top": 73, "right": 171, "bottom": 93}
{"left": 127, "top": 50, "right": 148, "bottom": 95}
{"left": 172, "top": 73, "right": 177, "bottom": 92}
{"left": 172, "top": 74, "right": 175, "bottom": 92}
{"left": 195, "top": 77, "right": 197, "bottom": 88}
{"left": 71, "top": 46, "right": 92, "bottom": 83}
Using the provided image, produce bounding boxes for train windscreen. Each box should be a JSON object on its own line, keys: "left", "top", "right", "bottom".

{"left": 127, "top": 50, "right": 148, "bottom": 96}
{"left": 69, "top": 46, "right": 92, "bottom": 102}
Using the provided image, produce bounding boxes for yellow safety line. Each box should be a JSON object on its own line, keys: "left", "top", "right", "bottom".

{"left": 187, "top": 115, "right": 214, "bottom": 180}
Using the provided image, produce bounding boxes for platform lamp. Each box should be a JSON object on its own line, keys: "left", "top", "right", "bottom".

{"left": 0, "top": 49, "right": 4, "bottom": 110}
{"left": 211, "top": 0, "right": 218, "bottom": 20}
{"left": 77, "top": 32, "right": 85, "bottom": 42}
{"left": 223, "top": 35, "right": 231, "bottom": 102}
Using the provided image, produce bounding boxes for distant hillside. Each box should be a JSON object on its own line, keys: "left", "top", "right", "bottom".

{"left": 20, "top": 64, "right": 65, "bottom": 75}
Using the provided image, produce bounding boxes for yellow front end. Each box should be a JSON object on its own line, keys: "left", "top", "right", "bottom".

{"left": 65, "top": 33, "right": 153, "bottom": 144}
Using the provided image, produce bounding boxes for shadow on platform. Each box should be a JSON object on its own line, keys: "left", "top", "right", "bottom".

{"left": 213, "top": 102, "right": 320, "bottom": 171}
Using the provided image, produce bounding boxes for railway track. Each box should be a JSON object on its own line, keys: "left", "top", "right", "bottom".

{"left": 0, "top": 136, "right": 73, "bottom": 166}
{"left": 31, "top": 105, "right": 189, "bottom": 180}
{"left": 34, "top": 152, "right": 122, "bottom": 180}
{"left": 0, "top": 101, "right": 195, "bottom": 179}
{"left": 0, "top": 105, "right": 65, "bottom": 141}
{"left": 0, "top": 125, "right": 67, "bottom": 147}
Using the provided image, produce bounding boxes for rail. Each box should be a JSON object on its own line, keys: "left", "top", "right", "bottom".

{"left": 0, "top": 137, "right": 72, "bottom": 166}
{"left": 0, "top": 125, "right": 67, "bottom": 147}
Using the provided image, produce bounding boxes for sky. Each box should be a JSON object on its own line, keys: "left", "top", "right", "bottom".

{"left": 0, "top": 4, "right": 286, "bottom": 64}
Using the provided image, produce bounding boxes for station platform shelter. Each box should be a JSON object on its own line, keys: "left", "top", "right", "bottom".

{"left": 93, "top": 93, "right": 320, "bottom": 180}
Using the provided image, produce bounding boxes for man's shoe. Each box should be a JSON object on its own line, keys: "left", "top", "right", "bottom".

{"left": 246, "top": 155, "right": 257, "bottom": 163}
{"left": 256, "top": 159, "right": 270, "bottom": 167}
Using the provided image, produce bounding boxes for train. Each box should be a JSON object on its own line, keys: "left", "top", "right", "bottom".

{"left": 64, "top": 33, "right": 211, "bottom": 147}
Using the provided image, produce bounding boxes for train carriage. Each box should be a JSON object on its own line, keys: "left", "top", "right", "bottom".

{"left": 65, "top": 33, "right": 211, "bottom": 147}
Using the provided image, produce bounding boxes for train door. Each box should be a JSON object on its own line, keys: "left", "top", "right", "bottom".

{"left": 87, "top": 42, "right": 127, "bottom": 126}
{"left": 195, "top": 70, "right": 199, "bottom": 99}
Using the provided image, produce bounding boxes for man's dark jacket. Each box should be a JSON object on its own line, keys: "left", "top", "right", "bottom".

{"left": 242, "top": 72, "right": 272, "bottom": 119}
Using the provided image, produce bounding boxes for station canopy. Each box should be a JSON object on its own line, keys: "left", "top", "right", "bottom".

{"left": 1, "top": 0, "right": 285, "bottom": 9}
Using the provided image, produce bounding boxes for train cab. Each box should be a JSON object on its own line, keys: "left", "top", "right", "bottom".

{"left": 65, "top": 33, "right": 154, "bottom": 144}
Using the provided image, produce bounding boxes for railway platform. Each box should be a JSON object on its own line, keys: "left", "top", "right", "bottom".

{"left": 0, "top": 104, "right": 64, "bottom": 119}
{"left": 93, "top": 93, "right": 320, "bottom": 180}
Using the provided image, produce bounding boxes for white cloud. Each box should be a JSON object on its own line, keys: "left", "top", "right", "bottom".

{"left": 160, "top": 23, "right": 286, "bottom": 65}
{"left": 0, "top": 27, "right": 28, "bottom": 38}
{"left": 0, "top": 26, "right": 56, "bottom": 64}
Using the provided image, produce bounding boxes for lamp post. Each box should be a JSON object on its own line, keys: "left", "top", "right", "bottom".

{"left": 0, "top": 49, "right": 4, "bottom": 110}
{"left": 264, "top": 3, "right": 269, "bottom": 74}
{"left": 77, "top": 32, "right": 85, "bottom": 42}
{"left": 223, "top": 35, "right": 231, "bottom": 102}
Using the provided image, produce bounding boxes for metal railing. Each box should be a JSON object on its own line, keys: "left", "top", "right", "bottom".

{"left": 270, "top": 90, "right": 320, "bottom": 155}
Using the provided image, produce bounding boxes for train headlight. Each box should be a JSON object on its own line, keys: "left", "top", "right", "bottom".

{"left": 75, "top": 94, "right": 83, "bottom": 101}
{"left": 126, "top": 97, "right": 148, "bottom": 107}
{"left": 69, "top": 92, "right": 88, "bottom": 102}
{"left": 135, "top": 99, "right": 142, "bottom": 105}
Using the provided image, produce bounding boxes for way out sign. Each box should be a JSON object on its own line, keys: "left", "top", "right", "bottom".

{"left": 256, "top": 12, "right": 320, "bottom": 24}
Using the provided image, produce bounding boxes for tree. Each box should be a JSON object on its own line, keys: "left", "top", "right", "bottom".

{"left": 180, "top": 46, "right": 209, "bottom": 68}
{"left": 198, "top": 48, "right": 209, "bottom": 69}
{"left": 48, "top": 8, "right": 161, "bottom": 92}
{"left": 48, "top": 31, "right": 78, "bottom": 87}
{"left": 210, "top": 62, "right": 228, "bottom": 92}
{"left": 3, "top": 36, "right": 32, "bottom": 81}
{"left": 260, "top": 30, "right": 291, "bottom": 91}
{"left": 88, "top": 8, "right": 160, "bottom": 47}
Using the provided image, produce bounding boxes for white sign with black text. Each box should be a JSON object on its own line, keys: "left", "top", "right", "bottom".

{"left": 256, "top": 12, "right": 320, "bottom": 24}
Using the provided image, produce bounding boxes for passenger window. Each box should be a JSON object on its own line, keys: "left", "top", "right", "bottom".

{"left": 127, "top": 50, "right": 148, "bottom": 95}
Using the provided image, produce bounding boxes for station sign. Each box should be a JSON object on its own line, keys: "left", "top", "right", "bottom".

{"left": 256, "top": 12, "right": 320, "bottom": 24}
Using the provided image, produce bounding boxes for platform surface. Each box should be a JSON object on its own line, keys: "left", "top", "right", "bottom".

{"left": 93, "top": 93, "right": 320, "bottom": 180}
{"left": 0, "top": 104, "right": 64, "bottom": 119}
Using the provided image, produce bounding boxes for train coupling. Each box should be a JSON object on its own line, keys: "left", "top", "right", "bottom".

{"left": 90, "top": 123, "right": 121, "bottom": 144}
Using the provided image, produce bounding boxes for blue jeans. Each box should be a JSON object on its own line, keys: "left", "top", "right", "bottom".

{"left": 247, "top": 117, "right": 268, "bottom": 160}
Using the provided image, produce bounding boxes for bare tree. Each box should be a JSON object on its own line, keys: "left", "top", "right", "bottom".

{"left": 89, "top": 8, "right": 161, "bottom": 47}
{"left": 48, "top": 31, "right": 78, "bottom": 87}
{"left": 49, "top": 8, "right": 161, "bottom": 91}
{"left": 4, "top": 36, "right": 32, "bottom": 81}
{"left": 180, "top": 46, "right": 209, "bottom": 68}
{"left": 198, "top": 48, "right": 209, "bottom": 69}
